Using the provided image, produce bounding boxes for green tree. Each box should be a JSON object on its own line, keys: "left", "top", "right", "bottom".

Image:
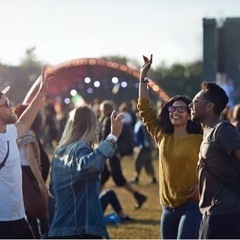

{"left": 101, "top": 55, "right": 129, "bottom": 65}
{"left": 153, "top": 61, "right": 203, "bottom": 100}
{"left": 20, "top": 47, "right": 42, "bottom": 68}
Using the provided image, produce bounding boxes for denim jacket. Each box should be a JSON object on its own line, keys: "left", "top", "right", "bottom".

{"left": 48, "top": 140, "right": 115, "bottom": 238}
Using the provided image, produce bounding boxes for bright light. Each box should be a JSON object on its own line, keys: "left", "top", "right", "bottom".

{"left": 94, "top": 81, "right": 100, "bottom": 88}
{"left": 64, "top": 98, "right": 71, "bottom": 104}
{"left": 112, "top": 77, "right": 118, "bottom": 84}
{"left": 70, "top": 89, "right": 77, "bottom": 96}
{"left": 121, "top": 81, "right": 127, "bottom": 88}
{"left": 84, "top": 77, "right": 91, "bottom": 84}
{"left": 87, "top": 87, "right": 93, "bottom": 94}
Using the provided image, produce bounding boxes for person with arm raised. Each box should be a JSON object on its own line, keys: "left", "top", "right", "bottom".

{"left": 0, "top": 67, "right": 53, "bottom": 239}
{"left": 138, "top": 55, "right": 203, "bottom": 239}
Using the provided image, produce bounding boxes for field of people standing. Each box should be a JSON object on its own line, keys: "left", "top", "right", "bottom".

{"left": 103, "top": 155, "right": 160, "bottom": 239}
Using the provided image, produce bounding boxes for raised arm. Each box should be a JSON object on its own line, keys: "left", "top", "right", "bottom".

{"left": 139, "top": 54, "right": 152, "bottom": 99}
{"left": 137, "top": 54, "right": 161, "bottom": 142}
{"left": 109, "top": 110, "right": 124, "bottom": 138}
{"left": 16, "top": 67, "right": 54, "bottom": 136}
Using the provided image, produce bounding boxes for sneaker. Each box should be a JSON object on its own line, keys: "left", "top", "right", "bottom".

{"left": 134, "top": 192, "right": 147, "bottom": 209}
{"left": 104, "top": 213, "right": 121, "bottom": 224}
{"left": 120, "top": 215, "right": 134, "bottom": 222}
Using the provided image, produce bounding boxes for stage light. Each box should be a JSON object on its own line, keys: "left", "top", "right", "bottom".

{"left": 84, "top": 77, "right": 91, "bottom": 84}
{"left": 70, "top": 89, "right": 77, "bottom": 96}
{"left": 94, "top": 81, "right": 100, "bottom": 88}
{"left": 64, "top": 98, "right": 71, "bottom": 104}
{"left": 112, "top": 77, "right": 118, "bottom": 84}
{"left": 121, "top": 81, "right": 127, "bottom": 88}
{"left": 87, "top": 87, "right": 93, "bottom": 94}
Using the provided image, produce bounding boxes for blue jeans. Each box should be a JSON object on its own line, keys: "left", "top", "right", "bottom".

{"left": 161, "top": 200, "right": 201, "bottom": 239}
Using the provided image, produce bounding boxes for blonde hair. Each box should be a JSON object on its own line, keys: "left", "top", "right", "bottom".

{"left": 232, "top": 104, "right": 240, "bottom": 121}
{"left": 57, "top": 106, "right": 99, "bottom": 149}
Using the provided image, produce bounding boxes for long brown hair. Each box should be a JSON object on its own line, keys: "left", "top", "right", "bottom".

{"left": 157, "top": 95, "right": 202, "bottom": 134}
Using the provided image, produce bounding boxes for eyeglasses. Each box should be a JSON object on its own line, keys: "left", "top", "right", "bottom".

{"left": 0, "top": 98, "right": 10, "bottom": 108}
{"left": 192, "top": 99, "right": 210, "bottom": 104}
{"left": 168, "top": 105, "right": 188, "bottom": 113}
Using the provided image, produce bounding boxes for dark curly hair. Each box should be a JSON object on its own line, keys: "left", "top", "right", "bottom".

{"left": 201, "top": 81, "right": 229, "bottom": 115}
{"left": 157, "top": 95, "right": 202, "bottom": 134}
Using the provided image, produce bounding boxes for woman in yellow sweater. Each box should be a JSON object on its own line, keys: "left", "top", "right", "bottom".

{"left": 137, "top": 54, "right": 203, "bottom": 239}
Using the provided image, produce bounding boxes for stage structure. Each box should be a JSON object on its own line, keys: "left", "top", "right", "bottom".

{"left": 23, "top": 58, "right": 170, "bottom": 105}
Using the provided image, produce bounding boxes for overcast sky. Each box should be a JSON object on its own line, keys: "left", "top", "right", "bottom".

{"left": 0, "top": 0, "right": 239, "bottom": 67}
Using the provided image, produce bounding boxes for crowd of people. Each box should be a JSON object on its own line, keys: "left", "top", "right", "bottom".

{"left": 0, "top": 56, "right": 240, "bottom": 239}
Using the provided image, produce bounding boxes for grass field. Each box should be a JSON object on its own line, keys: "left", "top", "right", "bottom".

{"left": 102, "top": 154, "right": 161, "bottom": 239}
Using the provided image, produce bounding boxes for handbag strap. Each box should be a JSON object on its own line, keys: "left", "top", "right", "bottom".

{"left": 0, "top": 141, "right": 10, "bottom": 170}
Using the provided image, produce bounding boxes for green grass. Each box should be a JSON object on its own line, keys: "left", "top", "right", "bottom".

{"left": 102, "top": 154, "right": 161, "bottom": 239}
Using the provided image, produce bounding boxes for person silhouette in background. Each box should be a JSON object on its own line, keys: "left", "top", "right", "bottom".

{"left": 231, "top": 103, "right": 240, "bottom": 133}
{"left": 13, "top": 104, "right": 49, "bottom": 239}
{"left": 99, "top": 100, "right": 147, "bottom": 209}
{"left": 100, "top": 189, "right": 133, "bottom": 222}
{"left": 42, "top": 102, "right": 58, "bottom": 149}
{"left": 131, "top": 111, "right": 157, "bottom": 185}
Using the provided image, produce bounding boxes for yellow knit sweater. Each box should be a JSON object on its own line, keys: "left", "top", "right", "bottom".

{"left": 138, "top": 98, "right": 202, "bottom": 208}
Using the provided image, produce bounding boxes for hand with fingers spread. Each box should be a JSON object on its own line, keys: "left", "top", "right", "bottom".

{"left": 110, "top": 110, "right": 124, "bottom": 138}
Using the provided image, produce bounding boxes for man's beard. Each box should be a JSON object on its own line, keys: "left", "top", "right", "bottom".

{"left": 191, "top": 112, "right": 201, "bottom": 123}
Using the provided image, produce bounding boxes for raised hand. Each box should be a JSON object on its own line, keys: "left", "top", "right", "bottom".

{"left": 40, "top": 66, "right": 55, "bottom": 94}
{"left": 110, "top": 110, "right": 124, "bottom": 138}
{"left": 140, "top": 54, "right": 153, "bottom": 78}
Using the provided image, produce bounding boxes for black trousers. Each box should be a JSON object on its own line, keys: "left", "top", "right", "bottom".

{"left": 199, "top": 213, "right": 240, "bottom": 239}
{"left": 49, "top": 234, "right": 102, "bottom": 239}
{"left": 0, "top": 218, "right": 34, "bottom": 239}
{"left": 100, "top": 189, "right": 122, "bottom": 214}
{"left": 101, "top": 153, "right": 127, "bottom": 187}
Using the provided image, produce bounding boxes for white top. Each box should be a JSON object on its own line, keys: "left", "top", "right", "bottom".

{"left": 0, "top": 124, "right": 25, "bottom": 221}
{"left": 19, "top": 147, "right": 30, "bottom": 166}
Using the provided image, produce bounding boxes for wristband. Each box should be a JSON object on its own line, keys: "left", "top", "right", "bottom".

{"left": 140, "top": 77, "right": 149, "bottom": 83}
{"left": 106, "top": 134, "right": 118, "bottom": 143}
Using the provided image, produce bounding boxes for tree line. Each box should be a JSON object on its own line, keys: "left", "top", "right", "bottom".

{"left": 0, "top": 48, "right": 203, "bottom": 105}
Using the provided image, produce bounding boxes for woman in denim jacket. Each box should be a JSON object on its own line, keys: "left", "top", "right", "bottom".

{"left": 48, "top": 105, "right": 124, "bottom": 239}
